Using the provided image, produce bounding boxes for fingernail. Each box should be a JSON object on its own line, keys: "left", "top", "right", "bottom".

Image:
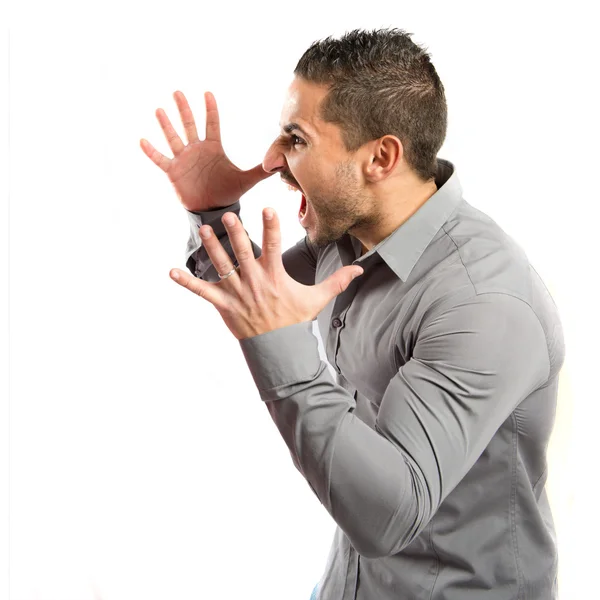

{"left": 264, "top": 209, "right": 274, "bottom": 220}
{"left": 223, "top": 214, "right": 235, "bottom": 226}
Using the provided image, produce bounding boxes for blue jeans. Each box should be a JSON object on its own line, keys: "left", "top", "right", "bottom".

{"left": 310, "top": 583, "right": 319, "bottom": 600}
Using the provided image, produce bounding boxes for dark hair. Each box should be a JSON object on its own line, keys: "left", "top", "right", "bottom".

{"left": 294, "top": 28, "right": 447, "bottom": 182}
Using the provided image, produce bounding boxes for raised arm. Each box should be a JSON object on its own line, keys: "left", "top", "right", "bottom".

{"left": 140, "top": 90, "right": 318, "bottom": 285}
{"left": 185, "top": 203, "right": 318, "bottom": 285}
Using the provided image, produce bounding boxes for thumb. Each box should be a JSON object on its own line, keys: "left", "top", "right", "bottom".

{"left": 242, "top": 163, "right": 275, "bottom": 191}
{"left": 316, "top": 266, "right": 364, "bottom": 306}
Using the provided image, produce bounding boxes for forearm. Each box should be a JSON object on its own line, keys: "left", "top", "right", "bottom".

{"left": 238, "top": 294, "right": 551, "bottom": 559}
{"left": 184, "top": 205, "right": 318, "bottom": 284}
{"left": 185, "top": 201, "right": 261, "bottom": 281}
{"left": 239, "top": 321, "right": 426, "bottom": 559}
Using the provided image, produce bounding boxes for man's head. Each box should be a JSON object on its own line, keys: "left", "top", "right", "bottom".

{"left": 262, "top": 28, "right": 447, "bottom": 248}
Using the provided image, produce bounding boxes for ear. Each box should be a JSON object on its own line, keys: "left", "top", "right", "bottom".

{"left": 363, "top": 135, "right": 403, "bottom": 184}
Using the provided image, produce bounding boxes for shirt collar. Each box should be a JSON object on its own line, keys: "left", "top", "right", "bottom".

{"left": 337, "top": 157, "right": 463, "bottom": 282}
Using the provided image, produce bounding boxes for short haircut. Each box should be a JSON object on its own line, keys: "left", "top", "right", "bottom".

{"left": 294, "top": 28, "right": 447, "bottom": 182}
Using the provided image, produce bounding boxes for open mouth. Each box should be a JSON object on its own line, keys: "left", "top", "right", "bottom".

{"left": 299, "top": 194, "right": 307, "bottom": 219}
{"left": 283, "top": 179, "right": 307, "bottom": 219}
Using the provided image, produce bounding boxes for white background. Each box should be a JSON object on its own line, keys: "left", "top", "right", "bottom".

{"left": 2, "top": 2, "right": 598, "bottom": 599}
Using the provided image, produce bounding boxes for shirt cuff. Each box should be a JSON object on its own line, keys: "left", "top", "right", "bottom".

{"left": 238, "top": 321, "right": 323, "bottom": 402}
{"left": 186, "top": 201, "right": 241, "bottom": 238}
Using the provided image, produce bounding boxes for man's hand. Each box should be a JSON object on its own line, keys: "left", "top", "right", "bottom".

{"left": 140, "top": 90, "right": 273, "bottom": 212}
{"left": 169, "top": 208, "right": 364, "bottom": 340}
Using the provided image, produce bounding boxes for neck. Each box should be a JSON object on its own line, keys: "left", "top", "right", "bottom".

{"left": 355, "top": 177, "right": 438, "bottom": 254}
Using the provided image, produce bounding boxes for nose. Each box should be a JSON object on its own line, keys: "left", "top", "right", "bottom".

{"left": 262, "top": 140, "right": 286, "bottom": 174}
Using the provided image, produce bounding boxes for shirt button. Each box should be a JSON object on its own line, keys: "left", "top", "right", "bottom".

{"left": 332, "top": 317, "right": 343, "bottom": 328}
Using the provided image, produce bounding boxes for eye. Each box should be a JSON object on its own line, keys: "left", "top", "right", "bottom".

{"left": 291, "top": 134, "right": 305, "bottom": 147}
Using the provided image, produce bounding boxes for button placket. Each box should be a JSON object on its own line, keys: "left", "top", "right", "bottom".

{"left": 326, "top": 274, "right": 361, "bottom": 374}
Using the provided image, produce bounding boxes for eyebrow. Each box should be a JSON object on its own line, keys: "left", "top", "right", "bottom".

{"left": 282, "top": 122, "right": 311, "bottom": 138}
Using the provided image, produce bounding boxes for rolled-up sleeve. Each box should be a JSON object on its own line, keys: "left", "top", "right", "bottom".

{"left": 238, "top": 292, "right": 550, "bottom": 559}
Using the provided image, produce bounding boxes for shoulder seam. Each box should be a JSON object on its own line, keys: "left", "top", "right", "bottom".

{"left": 440, "top": 223, "right": 477, "bottom": 294}
{"left": 440, "top": 224, "right": 551, "bottom": 385}
{"left": 474, "top": 291, "right": 552, "bottom": 386}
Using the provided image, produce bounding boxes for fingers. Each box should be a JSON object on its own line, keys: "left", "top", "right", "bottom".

{"left": 173, "top": 90, "right": 200, "bottom": 144}
{"left": 204, "top": 91, "right": 222, "bottom": 143}
{"left": 199, "top": 219, "right": 248, "bottom": 282}
{"left": 316, "top": 265, "right": 364, "bottom": 306}
{"left": 260, "top": 208, "right": 283, "bottom": 275}
{"left": 155, "top": 107, "right": 186, "bottom": 156}
{"left": 139, "top": 138, "right": 172, "bottom": 173}
{"left": 144, "top": 90, "right": 218, "bottom": 171}
{"left": 220, "top": 213, "right": 259, "bottom": 276}
{"left": 169, "top": 268, "right": 224, "bottom": 306}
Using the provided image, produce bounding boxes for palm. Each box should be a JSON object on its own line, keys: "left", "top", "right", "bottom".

{"left": 165, "top": 140, "right": 247, "bottom": 211}
{"left": 140, "top": 91, "right": 271, "bottom": 212}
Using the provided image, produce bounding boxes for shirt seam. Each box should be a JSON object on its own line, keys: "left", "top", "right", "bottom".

{"left": 438, "top": 224, "right": 552, "bottom": 386}
{"left": 391, "top": 223, "right": 475, "bottom": 361}
{"left": 510, "top": 412, "right": 524, "bottom": 599}
{"left": 532, "top": 466, "right": 548, "bottom": 495}
{"left": 428, "top": 520, "right": 441, "bottom": 600}
{"left": 389, "top": 276, "right": 433, "bottom": 365}
{"left": 326, "top": 409, "right": 349, "bottom": 510}
{"left": 474, "top": 292, "right": 552, "bottom": 387}
{"left": 440, "top": 222, "right": 478, "bottom": 293}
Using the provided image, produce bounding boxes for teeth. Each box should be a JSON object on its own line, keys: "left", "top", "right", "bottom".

{"left": 287, "top": 184, "right": 299, "bottom": 192}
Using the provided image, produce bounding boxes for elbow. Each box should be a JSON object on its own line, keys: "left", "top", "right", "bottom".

{"left": 353, "top": 541, "right": 395, "bottom": 560}
{"left": 328, "top": 426, "right": 439, "bottom": 559}
{"left": 347, "top": 488, "right": 436, "bottom": 559}
{"left": 352, "top": 526, "right": 421, "bottom": 559}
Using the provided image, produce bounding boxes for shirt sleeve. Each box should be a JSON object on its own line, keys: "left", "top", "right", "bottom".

{"left": 184, "top": 203, "right": 318, "bottom": 285}
{"left": 238, "top": 292, "right": 550, "bottom": 559}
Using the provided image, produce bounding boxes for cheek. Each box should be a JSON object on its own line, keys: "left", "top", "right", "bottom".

{"left": 289, "top": 157, "right": 314, "bottom": 187}
{"left": 304, "top": 159, "right": 331, "bottom": 186}
{"left": 292, "top": 153, "right": 332, "bottom": 195}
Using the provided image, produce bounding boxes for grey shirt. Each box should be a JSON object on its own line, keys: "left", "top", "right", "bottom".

{"left": 184, "top": 158, "right": 565, "bottom": 599}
